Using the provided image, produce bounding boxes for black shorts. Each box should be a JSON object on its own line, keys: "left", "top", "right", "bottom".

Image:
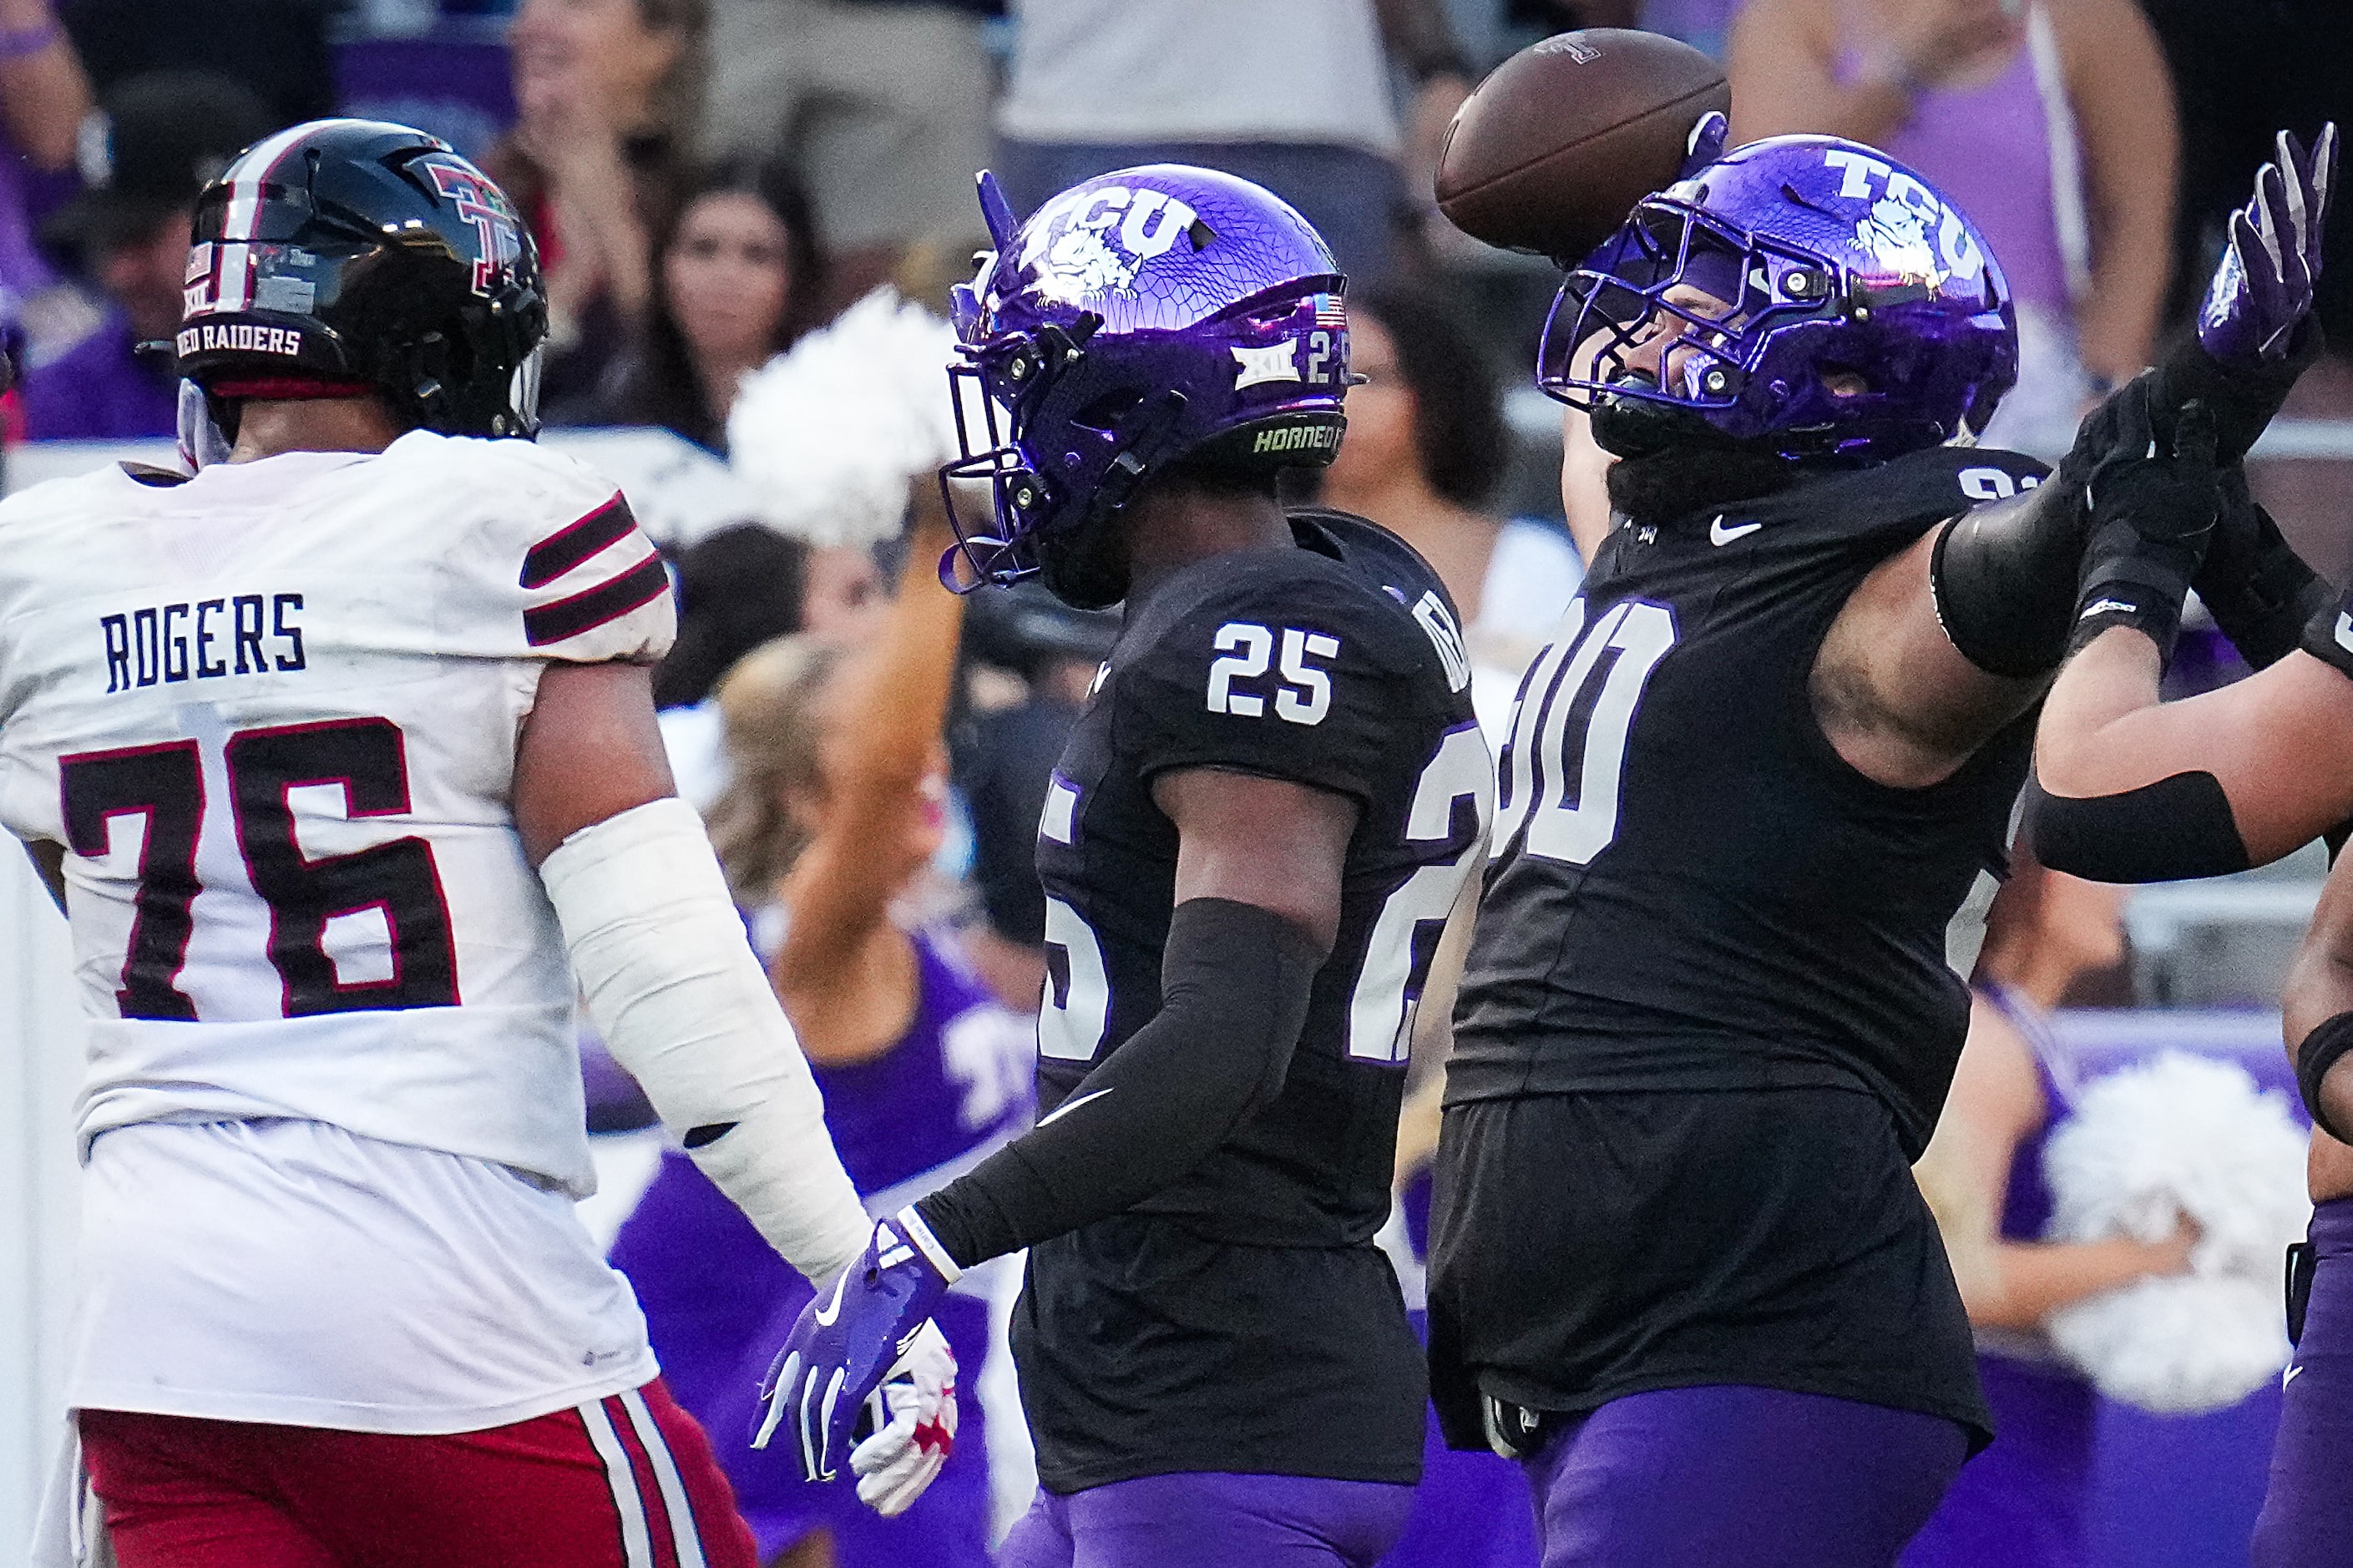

{"left": 1015, "top": 1213, "right": 1428, "bottom": 1494}
{"left": 1426, "top": 1085, "right": 1989, "bottom": 1454}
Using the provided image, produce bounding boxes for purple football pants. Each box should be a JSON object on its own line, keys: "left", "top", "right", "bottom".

{"left": 2254, "top": 1196, "right": 2353, "bottom": 1567}
{"left": 1898, "top": 1355, "right": 2094, "bottom": 1568}
{"left": 1524, "top": 1385, "right": 1968, "bottom": 1568}
{"left": 994, "top": 1472, "right": 1417, "bottom": 1568}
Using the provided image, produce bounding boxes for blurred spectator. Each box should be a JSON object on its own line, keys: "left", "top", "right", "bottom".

{"left": 0, "top": 0, "right": 89, "bottom": 299}
{"left": 1319, "top": 283, "right": 1582, "bottom": 737}
{"left": 552, "top": 157, "right": 825, "bottom": 448}
{"left": 492, "top": 0, "right": 706, "bottom": 408}
{"left": 1729, "top": 0, "right": 2177, "bottom": 455}
{"left": 651, "top": 520, "right": 883, "bottom": 810}
{"left": 701, "top": 0, "right": 994, "bottom": 311}
{"left": 59, "top": 0, "right": 327, "bottom": 126}
{"left": 2139, "top": 2, "right": 2352, "bottom": 344}
{"left": 1632, "top": 0, "right": 1735, "bottom": 56}
{"left": 611, "top": 496, "right": 1030, "bottom": 1568}
{"left": 2138, "top": 2, "right": 2353, "bottom": 588}
{"left": 26, "top": 70, "right": 271, "bottom": 439}
{"left": 1906, "top": 857, "right": 2195, "bottom": 1568}
{"left": 994, "top": 0, "right": 1474, "bottom": 288}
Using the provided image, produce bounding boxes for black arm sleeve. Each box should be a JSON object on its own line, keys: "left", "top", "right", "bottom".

{"left": 2024, "top": 773, "right": 2254, "bottom": 884}
{"left": 1930, "top": 482, "right": 2089, "bottom": 678}
{"left": 2196, "top": 473, "right": 2331, "bottom": 670}
{"left": 915, "top": 898, "right": 1324, "bottom": 1269}
{"left": 2296, "top": 1012, "right": 2353, "bottom": 1145}
{"left": 1929, "top": 337, "right": 2317, "bottom": 680}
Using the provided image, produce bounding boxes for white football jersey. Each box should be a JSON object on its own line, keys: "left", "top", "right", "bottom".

{"left": 0, "top": 429, "right": 675, "bottom": 1196}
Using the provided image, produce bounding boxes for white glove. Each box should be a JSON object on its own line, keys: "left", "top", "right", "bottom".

{"left": 848, "top": 1319, "right": 959, "bottom": 1517}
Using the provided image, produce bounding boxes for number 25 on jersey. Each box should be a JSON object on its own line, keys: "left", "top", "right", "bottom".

{"left": 1493, "top": 598, "right": 1677, "bottom": 867}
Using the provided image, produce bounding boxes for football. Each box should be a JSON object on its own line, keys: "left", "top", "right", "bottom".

{"left": 1435, "top": 28, "right": 1732, "bottom": 263}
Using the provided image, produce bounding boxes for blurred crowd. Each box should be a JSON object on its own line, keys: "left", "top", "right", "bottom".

{"left": 0, "top": 1, "right": 2320, "bottom": 446}
{"left": 5, "top": 3, "right": 2353, "bottom": 1564}
{"left": 0, "top": 0, "right": 2342, "bottom": 466}
{"left": 0, "top": 1, "right": 2346, "bottom": 559}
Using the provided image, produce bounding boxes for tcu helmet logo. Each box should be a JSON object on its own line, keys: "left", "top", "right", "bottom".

{"left": 1821, "top": 149, "right": 1985, "bottom": 286}
{"left": 423, "top": 159, "right": 524, "bottom": 296}
{"left": 1019, "top": 184, "right": 1199, "bottom": 301}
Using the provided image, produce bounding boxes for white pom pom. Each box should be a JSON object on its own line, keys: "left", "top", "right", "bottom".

{"left": 2039, "top": 1050, "right": 2310, "bottom": 1413}
{"left": 726, "top": 287, "right": 961, "bottom": 549}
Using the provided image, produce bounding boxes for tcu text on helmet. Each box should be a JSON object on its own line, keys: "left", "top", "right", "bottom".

{"left": 1019, "top": 184, "right": 1198, "bottom": 284}
{"left": 1820, "top": 149, "right": 1985, "bottom": 283}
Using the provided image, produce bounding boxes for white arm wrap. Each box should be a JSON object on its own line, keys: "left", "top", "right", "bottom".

{"left": 540, "top": 797, "right": 872, "bottom": 1283}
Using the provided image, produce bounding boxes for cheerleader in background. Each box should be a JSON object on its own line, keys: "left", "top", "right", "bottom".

{"left": 610, "top": 488, "right": 1035, "bottom": 1568}
{"left": 1904, "top": 854, "right": 2196, "bottom": 1568}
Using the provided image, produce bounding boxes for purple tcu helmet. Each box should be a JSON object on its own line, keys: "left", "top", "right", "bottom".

{"left": 1539, "top": 134, "right": 2017, "bottom": 463}
{"left": 939, "top": 164, "right": 1351, "bottom": 606}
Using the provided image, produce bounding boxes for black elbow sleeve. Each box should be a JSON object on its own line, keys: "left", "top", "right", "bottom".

{"left": 2195, "top": 471, "right": 2330, "bottom": 671}
{"left": 2299, "top": 1012, "right": 2353, "bottom": 1145}
{"left": 1930, "top": 484, "right": 2087, "bottom": 678}
{"left": 2024, "top": 774, "right": 2254, "bottom": 884}
{"left": 916, "top": 898, "right": 1323, "bottom": 1268}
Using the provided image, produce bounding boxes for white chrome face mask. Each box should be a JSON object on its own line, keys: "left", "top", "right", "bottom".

{"left": 508, "top": 342, "right": 547, "bottom": 438}
{"left": 176, "top": 378, "right": 232, "bottom": 471}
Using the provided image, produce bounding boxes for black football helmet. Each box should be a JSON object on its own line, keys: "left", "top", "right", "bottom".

{"left": 178, "top": 119, "right": 548, "bottom": 438}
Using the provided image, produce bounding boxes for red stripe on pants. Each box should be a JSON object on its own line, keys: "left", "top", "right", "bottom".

{"left": 602, "top": 1393, "right": 681, "bottom": 1568}
{"left": 79, "top": 1378, "right": 757, "bottom": 1568}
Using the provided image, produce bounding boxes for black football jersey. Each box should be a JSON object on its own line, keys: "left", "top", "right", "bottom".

{"left": 1449, "top": 446, "right": 2049, "bottom": 1157}
{"left": 1015, "top": 508, "right": 1490, "bottom": 1492}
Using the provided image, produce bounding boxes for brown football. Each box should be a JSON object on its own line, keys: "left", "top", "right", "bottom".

{"left": 1435, "top": 28, "right": 1731, "bottom": 262}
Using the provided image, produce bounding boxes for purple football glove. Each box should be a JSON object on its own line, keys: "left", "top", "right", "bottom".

{"left": 751, "top": 1207, "right": 959, "bottom": 1482}
{"left": 2200, "top": 124, "right": 2337, "bottom": 367}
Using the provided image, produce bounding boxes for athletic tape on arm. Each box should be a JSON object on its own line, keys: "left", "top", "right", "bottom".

{"left": 2024, "top": 774, "right": 2254, "bottom": 884}
{"left": 539, "top": 797, "right": 872, "bottom": 1282}
{"left": 2296, "top": 1011, "right": 2353, "bottom": 1145}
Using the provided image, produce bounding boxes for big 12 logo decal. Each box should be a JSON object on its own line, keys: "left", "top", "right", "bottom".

{"left": 423, "top": 159, "right": 528, "bottom": 296}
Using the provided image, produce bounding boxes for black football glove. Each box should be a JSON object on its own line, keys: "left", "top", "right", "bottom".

{"left": 2192, "top": 465, "right": 2330, "bottom": 670}
{"left": 2071, "top": 398, "right": 2222, "bottom": 660}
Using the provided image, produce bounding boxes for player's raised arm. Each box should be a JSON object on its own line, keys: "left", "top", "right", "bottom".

{"left": 2024, "top": 128, "right": 2353, "bottom": 878}
{"left": 767, "top": 488, "right": 964, "bottom": 1048}
{"left": 1828, "top": 127, "right": 2339, "bottom": 798}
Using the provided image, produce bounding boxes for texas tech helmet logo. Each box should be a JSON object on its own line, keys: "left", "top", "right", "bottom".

{"left": 423, "top": 158, "right": 525, "bottom": 297}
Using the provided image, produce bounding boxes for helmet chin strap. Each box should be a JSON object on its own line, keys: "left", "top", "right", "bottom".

{"left": 1032, "top": 388, "right": 1192, "bottom": 609}
{"left": 1587, "top": 387, "right": 1731, "bottom": 460}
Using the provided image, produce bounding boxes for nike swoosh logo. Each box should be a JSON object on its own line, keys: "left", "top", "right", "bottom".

{"left": 812, "top": 1267, "right": 852, "bottom": 1328}
{"left": 1036, "top": 1087, "right": 1113, "bottom": 1129}
{"left": 1710, "top": 515, "right": 1762, "bottom": 546}
{"left": 2285, "top": 1363, "right": 2305, "bottom": 1388}
{"left": 2335, "top": 611, "right": 2353, "bottom": 653}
